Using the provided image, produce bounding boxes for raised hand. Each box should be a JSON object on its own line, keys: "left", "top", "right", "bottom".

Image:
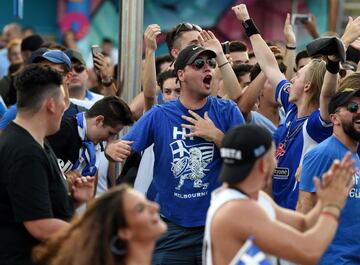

{"left": 144, "top": 24, "right": 161, "bottom": 52}
{"left": 71, "top": 176, "right": 96, "bottom": 203}
{"left": 232, "top": 4, "right": 250, "bottom": 22}
{"left": 198, "top": 30, "right": 223, "bottom": 56}
{"left": 284, "top": 13, "right": 296, "bottom": 47}
{"left": 93, "top": 52, "right": 113, "bottom": 83}
{"left": 341, "top": 16, "right": 360, "bottom": 49}
{"left": 105, "top": 140, "right": 133, "bottom": 162}
{"left": 314, "top": 152, "right": 355, "bottom": 210}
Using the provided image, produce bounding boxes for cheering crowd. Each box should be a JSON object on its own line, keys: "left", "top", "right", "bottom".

{"left": 0, "top": 3, "right": 360, "bottom": 265}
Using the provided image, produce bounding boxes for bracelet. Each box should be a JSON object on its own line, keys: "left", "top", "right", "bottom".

{"left": 286, "top": 45, "right": 296, "bottom": 50}
{"left": 321, "top": 212, "right": 339, "bottom": 223}
{"left": 218, "top": 61, "right": 230, "bottom": 68}
{"left": 242, "top": 19, "right": 260, "bottom": 38}
{"left": 326, "top": 58, "right": 340, "bottom": 74}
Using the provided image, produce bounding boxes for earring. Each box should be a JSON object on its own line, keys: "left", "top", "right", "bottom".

{"left": 110, "top": 236, "right": 127, "bottom": 256}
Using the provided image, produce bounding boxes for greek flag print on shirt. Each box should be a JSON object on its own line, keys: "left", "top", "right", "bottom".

{"left": 230, "top": 237, "right": 272, "bottom": 265}
{"left": 72, "top": 112, "right": 97, "bottom": 176}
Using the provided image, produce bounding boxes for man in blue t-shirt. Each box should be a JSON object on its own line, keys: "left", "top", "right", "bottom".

{"left": 106, "top": 42, "right": 244, "bottom": 264}
{"left": 298, "top": 88, "right": 360, "bottom": 265}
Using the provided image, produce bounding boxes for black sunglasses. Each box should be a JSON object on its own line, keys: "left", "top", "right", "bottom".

{"left": 191, "top": 58, "right": 217, "bottom": 70}
{"left": 345, "top": 102, "right": 360, "bottom": 113}
{"left": 174, "top": 23, "right": 202, "bottom": 38}
{"left": 72, "top": 64, "right": 86, "bottom": 74}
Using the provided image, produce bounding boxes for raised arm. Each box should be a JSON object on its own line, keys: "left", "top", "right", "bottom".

{"left": 198, "top": 30, "right": 243, "bottom": 101}
{"left": 232, "top": 4, "right": 285, "bottom": 90}
{"left": 283, "top": 13, "right": 296, "bottom": 81}
{"left": 143, "top": 24, "right": 161, "bottom": 112}
{"left": 320, "top": 16, "right": 360, "bottom": 122}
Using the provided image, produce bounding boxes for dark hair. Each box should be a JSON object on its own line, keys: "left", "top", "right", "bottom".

{"left": 15, "top": 64, "right": 63, "bottom": 112}
{"left": 33, "top": 185, "right": 130, "bottom": 265}
{"left": 157, "top": 70, "right": 177, "bottom": 90}
{"left": 155, "top": 54, "right": 172, "bottom": 75}
{"left": 295, "top": 50, "right": 309, "bottom": 68}
{"left": 165, "top": 23, "right": 201, "bottom": 56}
{"left": 102, "top": 38, "right": 113, "bottom": 44}
{"left": 86, "top": 96, "right": 133, "bottom": 128}
{"left": 41, "top": 42, "right": 67, "bottom": 51}
{"left": 229, "top": 41, "right": 248, "bottom": 53}
{"left": 232, "top": 64, "right": 252, "bottom": 81}
{"left": 250, "top": 62, "right": 287, "bottom": 82}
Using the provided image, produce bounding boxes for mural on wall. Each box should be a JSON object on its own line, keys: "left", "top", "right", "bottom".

{"left": 56, "top": 0, "right": 327, "bottom": 57}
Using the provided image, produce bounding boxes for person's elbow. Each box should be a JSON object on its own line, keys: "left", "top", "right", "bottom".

{"left": 24, "top": 219, "right": 69, "bottom": 241}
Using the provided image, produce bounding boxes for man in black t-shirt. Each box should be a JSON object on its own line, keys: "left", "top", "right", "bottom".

{"left": 0, "top": 65, "right": 95, "bottom": 265}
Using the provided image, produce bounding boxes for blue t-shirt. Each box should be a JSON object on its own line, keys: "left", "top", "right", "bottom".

{"left": 0, "top": 104, "right": 16, "bottom": 129}
{"left": 272, "top": 80, "right": 332, "bottom": 209}
{"left": 0, "top": 96, "right": 6, "bottom": 118}
{"left": 123, "top": 96, "right": 244, "bottom": 227}
{"left": 250, "top": 111, "right": 277, "bottom": 134}
{"left": 300, "top": 135, "right": 360, "bottom": 265}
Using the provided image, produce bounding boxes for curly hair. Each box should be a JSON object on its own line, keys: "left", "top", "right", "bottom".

{"left": 33, "top": 185, "right": 130, "bottom": 265}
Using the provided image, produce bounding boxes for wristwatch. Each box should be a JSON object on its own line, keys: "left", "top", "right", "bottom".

{"left": 101, "top": 77, "right": 114, "bottom": 86}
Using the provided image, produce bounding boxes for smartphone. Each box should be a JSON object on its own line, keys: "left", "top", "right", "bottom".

{"left": 91, "top": 45, "right": 102, "bottom": 70}
{"left": 291, "top": 14, "right": 311, "bottom": 25}
{"left": 221, "top": 41, "right": 230, "bottom": 55}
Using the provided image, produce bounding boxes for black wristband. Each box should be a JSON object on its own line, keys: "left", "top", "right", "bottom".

{"left": 286, "top": 45, "right": 296, "bottom": 50}
{"left": 242, "top": 19, "right": 260, "bottom": 38}
{"left": 326, "top": 58, "right": 340, "bottom": 74}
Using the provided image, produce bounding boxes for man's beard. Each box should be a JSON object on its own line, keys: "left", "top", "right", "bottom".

{"left": 342, "top": 116, "right": 360, "bottom": 141}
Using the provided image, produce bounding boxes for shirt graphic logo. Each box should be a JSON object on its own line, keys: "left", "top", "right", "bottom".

{"left": 276, "top": 143, "right": 285, "bottom": 158}
{"left": 170, "top": 140, "right": 214, "bottom": 191}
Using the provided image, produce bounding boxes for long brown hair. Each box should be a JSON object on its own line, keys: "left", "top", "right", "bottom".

{"left": 33, "top": 185, "right": 130, "bottom": 265}
{"left": 304, "top": 59, "right": 326, "bottom": 107}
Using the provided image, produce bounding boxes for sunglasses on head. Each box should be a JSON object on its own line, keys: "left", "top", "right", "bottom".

{"left": 190, "top": 58, "right": 217, "bottom": 70}
{"left": 72, "top": 64, "right": 86, "bottom": 74}
{"left": 174, "top": 23, "right": 202, "bottom": 38}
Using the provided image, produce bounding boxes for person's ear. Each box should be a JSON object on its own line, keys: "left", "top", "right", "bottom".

{"left": 171, "top": 48, "right": 179, "bottom": 59}
{"left": 304, "top": 82, "right": 311, "bottom": 92}
{"left": 117, "top": 228, "right": 132, "bottom": 241}
{"left": 95, "top": 115, "right": 105, "bottom": 126}
{"left": 330, "top": 112, "right": 340, "bottom": 126}
{"left": 45, "top": 97, "right": 56, "bottom": 113}
{"left": 178, "top": 70, "right": 185, "bottom": 82}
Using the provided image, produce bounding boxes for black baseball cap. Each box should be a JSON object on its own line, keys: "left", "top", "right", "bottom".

{"left": 306, "top": 36, "right": 346, "bottom": 62}
{"left": 174, "top": 44, "right": 216, "bottom": 73}
{"left": 219, "top": 124, "right": 273, "bottom": 184}
{"left": 328, "top": 88, "right": 360, "bottom": 114}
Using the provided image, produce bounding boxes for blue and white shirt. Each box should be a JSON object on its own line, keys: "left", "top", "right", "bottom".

{"left": 123, "top": 96, "right": 244, "bottom": 227}
{"left": 272, "top": 80, "right": 332, "bottom": 209}
{"left": 299, "top": 135, "right": 360, "bottom": 265}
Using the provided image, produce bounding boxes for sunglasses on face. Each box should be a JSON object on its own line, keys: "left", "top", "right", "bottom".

{"left": 72, "top": 64, "right": 86, "bottom": 74}
{"left": 174, "top": 23, "right": 202, "bottom": 38}
{"left": 345, "top": 102, "right": 360, "bottom": 113}
{"left": 191, "top": 58, "right": 217, "bottom": 70}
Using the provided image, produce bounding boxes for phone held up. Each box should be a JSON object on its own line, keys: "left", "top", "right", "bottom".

{"left": 91, "top": 45, "right": 102, "bottom": 70}
{"left": 221, "top": 41, "right": 230, "bottom": 55}
{"left": 291, "top": 14, "right": 311, "bottom": 25}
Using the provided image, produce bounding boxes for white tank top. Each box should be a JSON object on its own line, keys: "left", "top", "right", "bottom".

{"left": 203, "top": 187, "right": 277, "bottom": 265}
